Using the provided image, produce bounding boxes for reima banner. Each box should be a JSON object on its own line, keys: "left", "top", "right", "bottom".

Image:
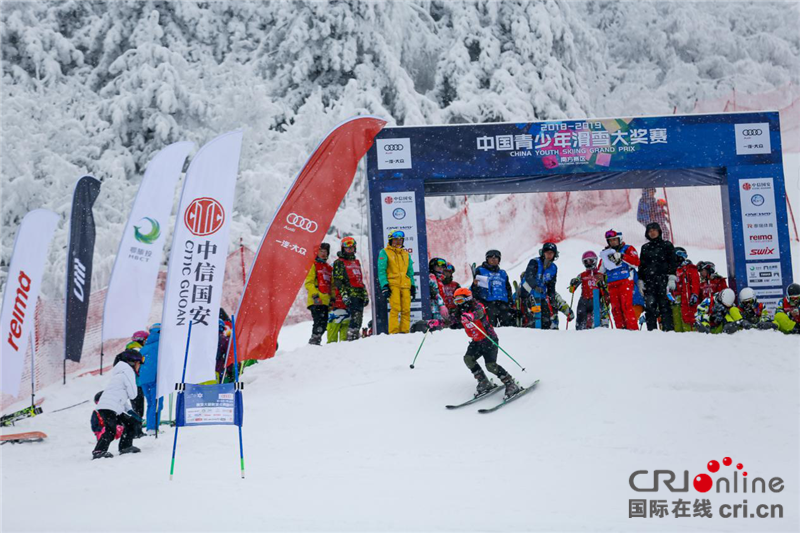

{"left": 102, "top": 142, "right": 194, "bottom": 342}
{"left": 64, "top": 176, "right": 101, "bottom": 363}
{"left": 739, "top": 178, "right": 779, "bottom": 261}
{"left": 1, "top": 209, "right": 59, "bottom": 397}
{"left": 233, "top": 117, "right": 385, "bottom": 363}
{"left": 380, "top": 191, "right": 422, "bottom": 322}
{"left": 157, "top": 131, "right": 242, "bottom": 398}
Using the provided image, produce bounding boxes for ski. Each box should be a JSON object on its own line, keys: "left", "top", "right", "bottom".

{"left": 1, "top": 399, "right": 45, "bottom": 427}
{"left": 446, "top": 384, "right": 503, "bottom": 409}
{"left": 478, "top": 380, "right": 539, "bottom": 414}
{"left": 0, "top": 431, "right": 47, "bottom": 444}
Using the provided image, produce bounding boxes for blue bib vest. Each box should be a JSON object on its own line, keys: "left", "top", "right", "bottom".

{"left": 475, "top": 266, "right": 509, "bottom": 302}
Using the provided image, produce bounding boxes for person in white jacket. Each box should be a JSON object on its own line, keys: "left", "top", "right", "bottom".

{"left": 92, "top": 350, "right": 144, "bottom": 459}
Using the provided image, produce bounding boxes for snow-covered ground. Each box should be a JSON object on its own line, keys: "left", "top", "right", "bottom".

{"left": 2, "top": 321, "right": 798, "bottom": 532}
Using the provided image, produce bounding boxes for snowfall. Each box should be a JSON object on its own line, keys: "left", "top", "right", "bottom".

{"left": 2, "top": 237, "right": 799, "bottom": 533}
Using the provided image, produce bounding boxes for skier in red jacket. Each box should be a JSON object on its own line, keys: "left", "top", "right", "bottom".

{"left": 672, "top": 247, "right": 701, "bottom": 332}
{"left": 568, "top": 251, "right": 609, "bottom": 330}
{"left": 697, "top": 261, "right": 728, "bottom": 300}
{"left": 453, "top": 288, "right": 520, "bottom": 399}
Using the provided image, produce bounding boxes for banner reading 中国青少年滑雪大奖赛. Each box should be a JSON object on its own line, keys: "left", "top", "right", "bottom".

{"left": 231, "top": 117, "right": 385, "bottom": 364}
{"left": 1, "top": 210, "right": 59, "bottom": 398}
{"left": 102, "top": 142, "right": 194, "bottom": 343}
{"left": 65, "top": 176, "right": 101, "bottom": 363}
{"left": 156, "top": 131, "right": 242, "bottom": 400}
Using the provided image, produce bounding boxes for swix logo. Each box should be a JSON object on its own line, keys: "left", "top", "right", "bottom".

{"left": 749, "top": 234, "right": 773, "bottom": 241}
{"left": 630, "top": 457, "right": 783, "bottom": 494}
{"left": 6, "top": 271, "right": 32, "bottom": 352}
{"left": 184, "top": 197, "right": 225, "bottom": 236}
{"left": 742, "top": 183, "right": 752, "bottom": 191}
{"left": 72, "top": 257, "right": 87, "bottom": 302}
{"left": 384, "top": 197, "right": 393, "bottom": 204}
{"left": 749, "top": 247, "right": 775, "bottom": 256}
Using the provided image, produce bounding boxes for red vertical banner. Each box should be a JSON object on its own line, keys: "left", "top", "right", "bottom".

{"left": 232, "top": 117, "right": 386, "bottom": 362}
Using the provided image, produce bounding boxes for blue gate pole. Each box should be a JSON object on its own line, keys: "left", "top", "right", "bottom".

{"left": 231, "top": 315, "right": 245, "bottom": 479}
{"left": 169, "top": 321, "right": 193, "bottom": 481}
{"left": 593, "top": 289, "right": 600, "bottom": 329}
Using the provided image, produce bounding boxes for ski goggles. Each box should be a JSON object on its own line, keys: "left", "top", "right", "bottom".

{"left": 453, "top": 294, "right": 471, "bottom": 306}
{"left": 582, "top": 258, "right": 597, "bottom": 268}
{"left": 431, "top": 258, "right": 447, "bottom": 268}
{"left": 702, "top": 262, "right": 716, "bottom": 274}
{"left": 388, "top": 230, "right": 405, "bottom": 240}
{"left": 341, "top": 237, "right": 356, "bottom": 248}
{"left": 445, "top": 263, "right": 455, "bottom": 273}
{"left": 675, "top": 249, "right": 688, "bottom": 260}
{"left": 605, "top": 230, "right": 622, "bottom": 240}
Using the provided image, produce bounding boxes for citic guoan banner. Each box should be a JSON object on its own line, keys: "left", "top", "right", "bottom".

{"left": 102, "top": 142, "right": 194, "bottom": 342}
{"left": 232, "top": 117, "right": 386, "bottom": 363}
{"left": 157, "top": 131, "right": 242, "bottom": 398}
{"left": 1, "top": 209, "right": 59, "bottom": 398}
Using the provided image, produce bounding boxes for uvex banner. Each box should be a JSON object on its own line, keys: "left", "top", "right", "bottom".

{"left": 157, "top": 131, "right": 242, "bottom": 399}
{"left": 232, "top": 117, "right": 386, "bottom": 363}
{"left": 102, "top": 142, "right": 194, "bottom": 342}
{"left": 1, "top": 210, "right": 59, "bottom": 398}
{"left": 64, "top": 176, "right": 101, "bottom": 362}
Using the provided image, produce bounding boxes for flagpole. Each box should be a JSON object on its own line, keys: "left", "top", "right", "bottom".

{"left": 169, "top": 321, "right": 193, "bottom": 481}
{"left": 232, "top": 315, "right": 245, "bottom": 479}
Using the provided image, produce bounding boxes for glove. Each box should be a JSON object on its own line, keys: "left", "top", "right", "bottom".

{"left": 791, "top": 308, "right": 800, "bottom": 320}
{"left": 381, "top": 285, "right": 391, "bottom": 300}
{"left": 312, "top": 295, "right": 322, "bottom": 306}
{"left": 342, "top": 293, "right": 351, "bottom": 307}
{"left": 596, "top": 277, "right": 607, "bottom": 289}
{"left": 667, "top": 275, "right": 677, "bottom": 292}
{"left": 689, "top": 294, "right": 699, "bottom": 306}
{"left": 611, "top": 252, "right": 622, "bottom": 265}
{"left": 637, "top": 280, "right": 645, "bottom": 296}
{"left": 462, "top": 312, "right": 475, "bottom": 322}
{"left": 426, "top": 319, "right": 442, "bottom": 332}
{"left": 410, "top": 285, "right": 417, "bottom": 299}
{"left": 566, "top": 307, "right": 575, "bottom": 321}
{"left": 475, "top": 275, "right": 489, "bottom": 288}
{"left": 569, "top": 277, "right": 580, "bottom": 289}
{"left": 757, "top": 321, "right": 778, "bottom": 330}
{"left": 439, "top": 305, "right": 450, "bottom": 320}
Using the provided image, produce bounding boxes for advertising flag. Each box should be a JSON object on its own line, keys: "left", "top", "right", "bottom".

{"left": 232, "top": 117, "right": 385, "bottom": 363}
{"left": 64, "top": 176, "right": 101, "bottom": 362}
{"left": 102, "top": 142, "right": 194, "bottom": 342}
{"left": 157, "top": 131, "right": 242, "bottom": 398}
{"left": 1, "top": 209, "right": 59, "bottom": 397}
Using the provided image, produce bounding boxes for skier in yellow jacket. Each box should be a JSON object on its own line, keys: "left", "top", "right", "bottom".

{"left": 378, "top": 230, "right": 416, "bottom": 334}
{"left": 304, "top": 243, "right": 332, "bottom": 345}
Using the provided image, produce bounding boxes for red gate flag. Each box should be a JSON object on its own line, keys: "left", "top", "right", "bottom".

{"left": 232, "top": 116, "right": 386, "bottom": 362}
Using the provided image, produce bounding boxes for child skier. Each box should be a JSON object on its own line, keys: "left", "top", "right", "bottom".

{"left": 453, "top": 288, "right": 520, "bottom": 399}
{"left": 473, "top": 250, "right": 514, "bottom": 327}
{"left": 671, "top": 247, "right": 701, "bottom": 332}
{"left": 377, "top": 230, "right": 416, "bottom": 334}
{"left": 737, "top": 287, "right": 778, "bottom": 330}
{"left": 773, "top": 283, "right": 800, "bottom": 334}
{"left": 697, "top": 261, "right": 728, "bottom": 300}
{"left": 441, "top": 263, "right": 461, "bottom": 323}
{"left": 568, "top": 251, "right": 609, "bottom": 330}
{"left": 305, "top": 243, "right": 332, "bottom": 345}
{"left": 332, "top": 237, "right": 369, "bottom": 341}
{"left": 598, "top": 230, "right": 641, "bottom": 330}
{"left": 522, "top": 243, "right": 560, "bottom": 330}
{"left": 695, "top": 288, "right": 744, "bottom": 334}
{"left": 92, "top": 349, "right": 144, "bottom": 459}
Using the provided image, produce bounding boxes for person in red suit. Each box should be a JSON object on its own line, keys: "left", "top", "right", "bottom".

{"left": 598, "top": 229, "right": 640, "bottom": 330}
{"left": 672, "top": 247, "right": 701, "bottom": 332}
{"left": 697, "top": 261, "right": 728, "bottom": 300}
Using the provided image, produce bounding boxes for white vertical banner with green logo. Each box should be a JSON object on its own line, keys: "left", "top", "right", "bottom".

{"left": 101, "top": 142, "right": 195, "bottom": 343}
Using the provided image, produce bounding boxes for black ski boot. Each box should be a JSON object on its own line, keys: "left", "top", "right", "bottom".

{"left": 500, "top": 374, "right": 521, "bottom": 399}
{"left": 119, "top": 446, "right": 141, "bottom": 454}
{"left": 309, "top": 333, "right": 322, "bottom": 345}
{"left": 472, "top": 368, "right": 494, "bottom": 396}
{"left": 346, "top": 328, "right": 360, "bottom": 341}
{"left": 92, "top": 451, "right": 113, "bottom": 460}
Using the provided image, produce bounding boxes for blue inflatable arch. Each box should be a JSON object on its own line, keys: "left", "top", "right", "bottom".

{"left": 366, "top": 112, "right": 791, "bottom": 335}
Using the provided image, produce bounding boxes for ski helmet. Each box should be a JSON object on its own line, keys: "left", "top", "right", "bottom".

{"left": 125, "top": 341, "right": 142, "bottom": 351}
{"left": 429, "top": 257, "right": 447, "bottom": 271}
{"left": 453, "top": 287, "right": 473, "bottom": 307}
{"left": 738, "top": 287, "right": 756, "bottom": 308}
{"left": 787, "top": 283, "right": 800, "bottom": 305}
{"left": 675, "top": 247, "right": 688, "bottom": 261}
{"left": 605, "top": 229, "right": 623, "bottom": 245}
{"left": 702, "top": 261, "right": 716, "bottom": 275}
{"left": 119, "top": 349, "right": 144, "bottom": 365}
{"left": 716, "top": 288, "right": 735, "bottom": 308}
{"left": 657, "top": 198, "right": 667, "bottom": 207}
{"left": 445, "top": 263, "right": 456, "bottom": 274}
{"left": 341, "top": 236, "right": 356, "bottom": 251}
{"left": 581, "top": 250, "right": 598, "bottom": 269}
{"left": 132, "top": 330, "right": 148, "bottom": 343}
{"left": 387, "top": 230, "right": 405, "bottom": 244}
{"left": 485, "top": 249, "right": 501, "bottom": 261}
{"left": 539, "top": 242, "right": 559, "bottom": 260}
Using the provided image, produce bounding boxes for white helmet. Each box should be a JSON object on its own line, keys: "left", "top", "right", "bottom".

{"left": 717, "top": 288, "right": 736, "bottom": 307}
{"left": 738, "top": 287, "right": 756, "bottom": 304}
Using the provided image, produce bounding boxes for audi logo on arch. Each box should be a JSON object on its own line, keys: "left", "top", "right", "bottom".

{"left": 383, "top": 144, "right": 405, "bottom": 152}
{"left": 742, "top": 129, "right": 763, "bottom": 136}
{"left": 286, "top": 213, "right": 318, "bottom": 233}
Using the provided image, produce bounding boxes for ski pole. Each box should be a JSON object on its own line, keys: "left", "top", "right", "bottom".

{"left": 467, "top": 320, "right": 526, "bottom": 372}
{"left": 566, "top": 289, "right": 576, "bottom": 330}
{"left": 409, "top": 330, "right": 429, "bottom": 369}
{"left": 51, "top": 399, "right": 90, "bottom": 413}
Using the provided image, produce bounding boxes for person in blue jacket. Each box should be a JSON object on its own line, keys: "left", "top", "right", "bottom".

{"left": 137, "top": 323, "right": 163, "bottom": 433}
{"left": 471, "top": 250, "right": 514, "bottom": 326}
{"left": 522, "top": 242, "right": 560, "bottom": 329}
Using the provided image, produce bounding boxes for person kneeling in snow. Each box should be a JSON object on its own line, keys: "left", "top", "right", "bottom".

{"left": 737, "top": 287, "right": 778, "bottom": 331}
{"left": 773, "top": 283, "right": 800, "bottom": 334}
{"left": 453, "top": 288, "right": 520, "bottom": 400}
{"left": 91, "top": 349, "right": 144, "bottom": 459}
{"left": 695, "top": 288, "right": 745, "bottom": 334}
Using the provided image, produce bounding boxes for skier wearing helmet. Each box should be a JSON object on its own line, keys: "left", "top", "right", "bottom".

{"left": 695, "top": 288, "right": 745, "bottom": 334}
{"left": 332, "top": 237, "right": 369, "bottom": 341}
{"left": 639, "top": 222, "right": 678, "bottom": 331}
{"left": 598, "top": 230, "right": 641, "bottom": 330}
{"left": 568, "top": 251, "right": 609, "bottom": 330}
{"left": 737, "top": 287, "right": 778, "bottom": 330}
{"left": 671, "top": 247, "right": 701, "bottom": 332}
{"left": 452, "top": 288, "right": 521, "bottom": 399}
{"left": 522, "top": 243, "right": 567, "bottom": 329}
{"left": 304, "top": 243, "right": 332, "bottom": 345}
{"left": 428, "top": 257, "right": 450, "bottom": 326}
{"left": 472, "top": 250, "right": 513, "bottom": 327}
{"left": 377, "top": 230, "right": 416, "bottom": 334}
{"left": 697, "top": 261, "right": 728, "bottom": 300}
{"left": 92, "top": 349, "right": 144, "bottom": 459}
{"left": 441, "top": 263, "right": 461, "bottom": 322}
{"left": 773, "top": 283, "right": 800, "bottom": 334}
